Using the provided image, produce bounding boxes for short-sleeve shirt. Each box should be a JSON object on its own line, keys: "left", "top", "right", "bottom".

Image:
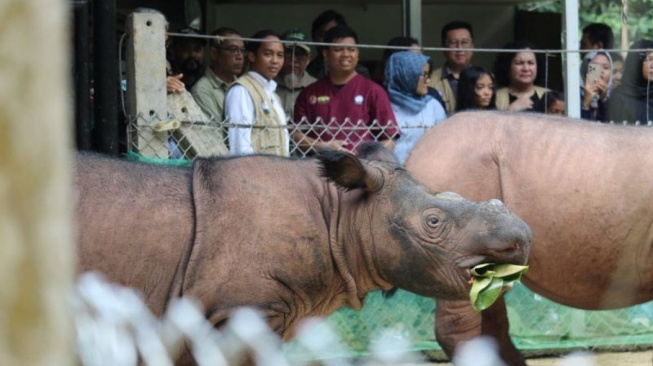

{"left": 293, "top": 74, "right": 400, "bottom": 152}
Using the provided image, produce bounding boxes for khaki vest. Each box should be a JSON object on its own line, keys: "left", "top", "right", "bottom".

{"left": 428, "top": 68, "right": 456, "bottom": 115}
{"left": 233, "top": 74, "right": 288, "bottom": 157}
{"left": 495, "top": 86, "right": 549, "bottom": 110}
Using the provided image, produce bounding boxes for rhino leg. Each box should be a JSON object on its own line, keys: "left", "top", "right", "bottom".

{"left": 481, "top": 296, "right": 526, "bottom": 366}
{"left": 435, "top": 298, "right": 526, "bottom": 366}
{"left": 435, "top": 299, "right": 481, "bottom": 359}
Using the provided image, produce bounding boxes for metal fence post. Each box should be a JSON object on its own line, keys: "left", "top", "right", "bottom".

{"left": 125, "top": 12, "right": 169, "bottom": 158}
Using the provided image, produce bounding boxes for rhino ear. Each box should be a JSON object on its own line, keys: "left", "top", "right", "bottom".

{"left": 317, "top": 150, "right": 384, "bottom": 192}
{"left": 356, "top": 142, "right": 398, "bottom": 164}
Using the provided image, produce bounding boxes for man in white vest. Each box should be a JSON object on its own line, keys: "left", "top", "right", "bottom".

{"left": 225, "top": 30, "right": 289, "bottom": 157}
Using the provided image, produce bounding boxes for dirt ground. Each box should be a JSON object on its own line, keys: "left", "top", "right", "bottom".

{"left": 526, "top": 350, "right": 653, "bottom": 366}
{"left": 429, "top": 350, "right": 653, "bottom": 365}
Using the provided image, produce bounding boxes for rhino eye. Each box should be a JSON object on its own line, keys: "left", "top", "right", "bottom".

{"left": 426, "top": 215, "right": 440, "bottom": 228}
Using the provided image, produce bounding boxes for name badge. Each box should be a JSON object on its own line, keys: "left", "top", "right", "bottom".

{"left": 261, "top": 100, "right": 270, "bottom": 114}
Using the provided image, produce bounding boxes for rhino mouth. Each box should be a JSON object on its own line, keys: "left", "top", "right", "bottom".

{"left": 455, "top": 256, "right": 490, "bottom": 283}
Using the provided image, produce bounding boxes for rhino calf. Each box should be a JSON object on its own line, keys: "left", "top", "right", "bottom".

{"left": 75, "top": 149, "right": 531, "bottom": 350}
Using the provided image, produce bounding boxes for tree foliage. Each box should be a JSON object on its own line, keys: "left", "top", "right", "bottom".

{"left": 519, "top": 0, "right": 653, "bottom": 49}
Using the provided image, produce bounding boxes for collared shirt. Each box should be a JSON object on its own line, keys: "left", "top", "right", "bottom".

{"left": 191, "top": 68, "right": 234, "bottom": 122}
{"left": 225, "top": 71, "right": 289, "bottom": 156}
{"left": 275, "top": 72, "right": 317, "bottom": 116}
{"left": 440, "top": 65, "right": 460, "bottom": 97}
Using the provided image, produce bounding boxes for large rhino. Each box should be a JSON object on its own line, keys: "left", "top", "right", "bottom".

{"left": 406, "top": 111, "right": 653, "bottom": 366}
{"left": 75, "top": 147, "right": 531, "bottom": 352}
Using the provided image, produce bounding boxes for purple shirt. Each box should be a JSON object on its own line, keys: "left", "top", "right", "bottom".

{"left": 293, "top": 74, "right": 400, "bottom": 152}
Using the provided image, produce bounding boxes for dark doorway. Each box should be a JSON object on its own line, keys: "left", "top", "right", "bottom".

{"left": 515, "top": 10, "right": 564, "bottom": 93}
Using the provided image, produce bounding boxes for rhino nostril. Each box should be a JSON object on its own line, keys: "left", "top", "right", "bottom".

{"left": 495, "top": 242, "right": 518, "bottom": 254}
{"left": 496, "top": 237, "right": 526, "bottom": 253}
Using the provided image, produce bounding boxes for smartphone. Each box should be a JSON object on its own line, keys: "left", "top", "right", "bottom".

{"left": 586, "top": 63, "right": 602, "bottom": 86}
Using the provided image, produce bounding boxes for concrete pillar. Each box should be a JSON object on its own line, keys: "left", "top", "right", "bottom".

{"left": 0, "top": 0, "right": 75, "bottom": 364}
{"left": 125, "top": 12, "right": 169, "bottom": 158}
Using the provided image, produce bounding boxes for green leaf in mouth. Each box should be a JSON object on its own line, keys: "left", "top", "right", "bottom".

{"left": 469, "top": 263, "right": 528, "bottom": 312}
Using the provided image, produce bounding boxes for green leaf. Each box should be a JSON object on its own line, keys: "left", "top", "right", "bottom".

{"left": 472, "top": 278, "right": 505, "bottom": 312}
{"left": 489, "top": 264, "right": 529, "bottom": 278}
{"left": 469, "top": 263, "right": 529, "bottom": 312}
{"left": 469, "top": 277, "right": 493, "bottom": 306}
{"left": 470, "top": 263, "right": 496, "bottom": 278}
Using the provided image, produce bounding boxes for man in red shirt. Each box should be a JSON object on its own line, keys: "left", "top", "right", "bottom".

{"left": 292, "top": 25, "right": 400, "bottom": 155}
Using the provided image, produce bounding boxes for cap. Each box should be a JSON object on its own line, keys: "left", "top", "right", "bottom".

{"left": 282, "top": 28, "right": 310, "bottom": 53}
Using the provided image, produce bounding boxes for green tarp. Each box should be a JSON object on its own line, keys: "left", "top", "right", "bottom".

{"left": 286, "top": 283, "right": 653, "bottom": 360}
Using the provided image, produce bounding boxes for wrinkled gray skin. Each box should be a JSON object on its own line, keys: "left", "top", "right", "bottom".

{"left": 75, "top": 149, "right": 531, "bottom": 363}
{"left": 406, "top": 111, "right": 653, "bottom": 366}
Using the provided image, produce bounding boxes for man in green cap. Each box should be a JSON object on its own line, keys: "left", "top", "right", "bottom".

{"left": 275, "top": 28, "right": 317, "bottom": 117}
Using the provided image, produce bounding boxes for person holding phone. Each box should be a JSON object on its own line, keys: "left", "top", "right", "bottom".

{"left": 580, "top": 50, "right": 612, "bottom": 121}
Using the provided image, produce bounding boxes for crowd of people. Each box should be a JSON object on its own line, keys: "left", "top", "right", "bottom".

{"left": 141, "top": 8, "right": 653, "bottom": 161}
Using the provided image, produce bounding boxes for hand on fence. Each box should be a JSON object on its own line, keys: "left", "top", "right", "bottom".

{"left": 167, "top": 74, "right": 185, "bottom": 94}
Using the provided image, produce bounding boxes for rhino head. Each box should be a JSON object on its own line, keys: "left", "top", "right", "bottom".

{"left": 319, "top": 150, "right": 531, "bottom": 301}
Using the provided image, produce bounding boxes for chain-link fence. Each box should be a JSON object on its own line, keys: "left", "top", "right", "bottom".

{"left": 314, "top": 285, "right": 653, "bottom": 360}
{"left": 126, "top": 89, "right": 408, "bottom": 160}
{"left": 127, "top": 114, "right": 411, "bottom": 160}
{"left": 77, "top": 272, "right": 647, "bottom": 364}
{"left": 126, "top": 113, "right": 228, "bottom": 160}
{"left": 72, "top": 272, "right": 427, "bottom": 365}
{"left": 126, "top": 106, "right": 653, "bottom": 162}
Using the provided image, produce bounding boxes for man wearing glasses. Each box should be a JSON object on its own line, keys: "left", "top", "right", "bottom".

{"left": 429, "top": 21, "right": 475, "bottom": 114}
{"left": 192, "top": 27, "right": 245, "bottom": 124}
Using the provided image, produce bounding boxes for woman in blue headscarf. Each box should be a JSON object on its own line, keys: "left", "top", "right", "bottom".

{"left": 385, "top": 51, "right": 447, "bottom": 164}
